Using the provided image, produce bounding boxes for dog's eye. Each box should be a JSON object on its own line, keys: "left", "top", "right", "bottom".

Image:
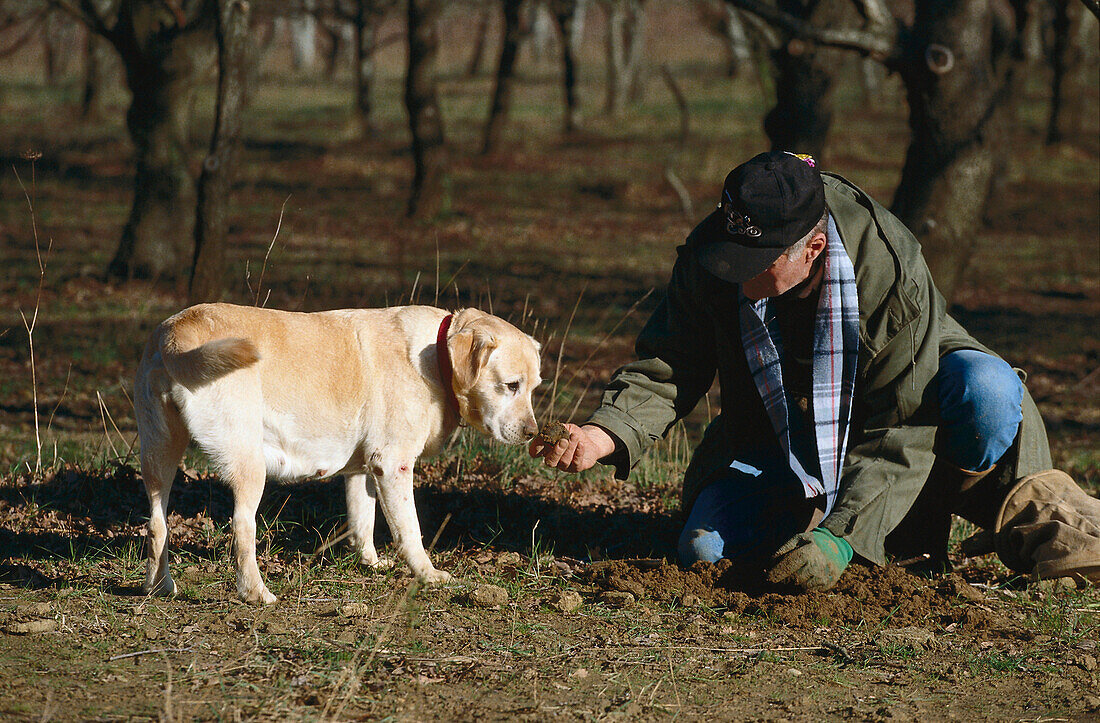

{"left": 505, "top": 381, "right": 521, "bottom": 394}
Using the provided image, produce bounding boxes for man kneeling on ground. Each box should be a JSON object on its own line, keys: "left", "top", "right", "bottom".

{"left": 530, "top": 151, "right": 1100, "bottom": 590}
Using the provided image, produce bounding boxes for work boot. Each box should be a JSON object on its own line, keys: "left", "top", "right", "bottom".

{"left": 992, "top": 470, "right": 1100, "bottom": 583}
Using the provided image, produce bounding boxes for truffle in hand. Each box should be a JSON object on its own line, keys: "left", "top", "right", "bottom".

{"left": 537, "top": 421, "right": 572, "bottom": 445}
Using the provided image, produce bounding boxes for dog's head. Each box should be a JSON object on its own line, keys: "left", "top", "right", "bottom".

{"left": 447, "top": 308, "right": 541, "bottom": 444}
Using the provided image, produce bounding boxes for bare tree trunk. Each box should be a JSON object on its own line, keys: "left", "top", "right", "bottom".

{"left": 322, "top": 17, "right": 354, "bottom": 79}
{"left": 109, "top": 68, "right": 201, "bottom": 280}
{"left": 603, "top": 0, "right": 646, "bottom": 116}
{"left": 763, "top": 0, "right": 858, "bottom": 160}
{"left": 1046, "top": 0, "right": 1089, "bottom": 144}
{"left": 571, "top": 0, "right": 588, "bottom": 47}
{"left": 405, "top": 0, "right": 447, "bottom": 218}
{"left": 482, "top": 0, "right": 524, "bottom": 153}
{"left": 531, "top": 0, "right": 555, "bottom": 61}
{"left": 723, "top": 4, "right": 754, "bottom": 78}
{"left": 42, "top": 9, "right": 74, "bottom": 84}
{"left": 81, "top": 28, "right": 113, "bottom": 120}
{"left": 466, "top": 4, "right": 494, "bottom": 77}
{"left": 352, "top": 0, "right": 380, "bottom": 136}
{"left": 190, "top": 0, "right": 252, "bottom": 304}
{"left": 291, "top": 0, "right": 318, "bottom": 72}
{"left": 891, "top": 0, "right": 1017, "bottom": 302}
{"left": 106, "top": 5, "right": 216, "bottom": 281}
{"left": 859, "top": 56, "right": 886, "bottom": 105}
{"left": 552, "top": 0, "right": 584, "bottom": 132}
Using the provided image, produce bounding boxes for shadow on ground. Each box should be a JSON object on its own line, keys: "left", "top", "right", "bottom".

{"left": 0, "top": 462, "right": 680, "bottom": 589}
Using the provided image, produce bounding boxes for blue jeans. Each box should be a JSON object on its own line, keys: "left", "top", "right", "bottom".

{"left": 678, "top": 349, "right": 1024, "bottom": 565}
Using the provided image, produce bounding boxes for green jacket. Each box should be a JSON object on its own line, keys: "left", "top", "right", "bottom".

{"left": 587, "top": 173, "right": 1052, "bottom": 565}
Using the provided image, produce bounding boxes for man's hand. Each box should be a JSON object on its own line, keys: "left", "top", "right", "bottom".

{"left": 766, "top": 527, "right": 853, "bottom": 591}
{"left": 528, "top": 424, "right": 616, "bottom": 473}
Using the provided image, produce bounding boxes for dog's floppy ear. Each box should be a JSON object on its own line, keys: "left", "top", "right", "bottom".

{"left": 447, "top": 309, "right": 499, "bottom": 418}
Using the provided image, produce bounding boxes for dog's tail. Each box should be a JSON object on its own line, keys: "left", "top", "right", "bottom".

{"left": 160, "top": 313, "right": 260, "bottom": 391}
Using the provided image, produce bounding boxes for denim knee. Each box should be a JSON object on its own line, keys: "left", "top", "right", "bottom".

{"left": 937, "top": 350, "right": 1024, "bottom": 471}
{"left": 678, "top": 526, "right": 725, "bottom": 565}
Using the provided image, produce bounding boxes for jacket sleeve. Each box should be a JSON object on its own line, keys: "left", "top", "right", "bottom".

{"left": 586, "top": 255, "right": 718, "bottom": 479}
{"left": 821, "top": 249, "right": 944, "bottom": 564}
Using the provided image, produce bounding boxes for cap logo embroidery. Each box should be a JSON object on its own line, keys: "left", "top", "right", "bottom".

{"left": 784, "top": 151, "right": 817, "bottom": 168}
{"left": 722, "top": 190, "right": 761, "bottom": 238}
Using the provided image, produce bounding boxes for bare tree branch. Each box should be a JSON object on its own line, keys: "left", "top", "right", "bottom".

{"left": 724, "top": 0, "right": 898, "bottom": 62}
{"left": 737, "top": 6, "right": 780, "bottom": 49}
{"left": 851, "top": 0, "right": 891, "bottom": 28}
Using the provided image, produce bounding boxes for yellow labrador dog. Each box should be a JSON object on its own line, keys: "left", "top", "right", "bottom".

{"left": 134, "top": 303, "right": 542, "bottom": 604}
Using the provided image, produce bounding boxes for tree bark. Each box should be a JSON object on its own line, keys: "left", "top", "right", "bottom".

{"left": 1046, "top": 0, "right": 1089, "bottom": 144}
{"left": 466, "top": 4, "right": 494, "bottom": 77}
{"left": 351, "top": 0, "right": 380, "bottom": 136}
{"left": 482, "top": 0, "right": 523, "bottom": 153}
{"left": 290, "top": 0, "right": 318, "bottom": 72}
{"left": 190, "top": 0, "right": 252, "bottom": 304}
{"left": 891, "top": 0, "right": 1017, "bottom": 302}
{"left": 322, "top": 16, "right": 354, "bottom": 79}
{"left": 106, "top": 2, "right": 216, "bottom": 281}
{"left": 723, "top": 4, "right": 754, "bottom": 78}
{"left": 603, "top": 0, "right": 646, "bottom": 116}
{"left": 405, "top": 0, "right": 447, "bottom": 219}
{"left": 81, "top": 27, "right": 113, "bottom": 120}
{"left": 762, "top": 0, "right": 859, "bottom": 160}
{"left": 531, "top": 0, "right": 555, "bottom": 60}
{"left": 726, "top": 0, "right": 1024, "bottom": 304}
{"left": 551, "top": 0, "right": 584, "bottom": 133}
{"left": 42, "top": 9, "right": 75, "bottom": 84}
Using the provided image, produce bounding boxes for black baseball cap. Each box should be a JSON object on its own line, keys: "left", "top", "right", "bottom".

{"left": 692, "top": 151, "right": 826, "bottom": 283}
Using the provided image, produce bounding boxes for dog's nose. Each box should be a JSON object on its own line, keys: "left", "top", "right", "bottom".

{"left": 522, "top": 420, "right": 539, "bottom": 440}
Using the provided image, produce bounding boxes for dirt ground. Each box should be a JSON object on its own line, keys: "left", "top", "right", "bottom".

{"left": 1, "top": 462, "right": 1099, "bottom": 721}
{"left": 1, "top": 2, "right": 1098, "bottom": 720}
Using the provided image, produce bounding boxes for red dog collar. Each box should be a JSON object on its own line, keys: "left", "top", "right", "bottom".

{"left": 436, "top": 314, "right": 462, "bottom": 420}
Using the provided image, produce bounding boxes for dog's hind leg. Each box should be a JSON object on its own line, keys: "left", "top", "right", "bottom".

{"left": 345, "top": 472, "right": 385, "bottom": 567}
{"left": 137, "top": 400, "right": 189, "bottom": 597}
{"left": 226, "top": 454, "right": 275, "bottom": 605}
{"left": 371, "top": 452, "right": 451, "bottom": 584}
{"left": 186, "top": 382, "right": 275, "bottom": 604}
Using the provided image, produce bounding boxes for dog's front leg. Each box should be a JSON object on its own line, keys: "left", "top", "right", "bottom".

{"left": 344, "top": 472, "right": 385, "bottom": 567}
{"left": 372, "top": 453, "right": 451, "bottom": 584}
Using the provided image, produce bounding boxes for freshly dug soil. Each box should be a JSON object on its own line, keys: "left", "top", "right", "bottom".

{"left": 583, "top": 559, "right": 1024, "bottom": 634}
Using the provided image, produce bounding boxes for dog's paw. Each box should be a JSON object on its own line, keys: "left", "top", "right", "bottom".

{"left": 239, "top": 585, "right": 278, "bottom": 605}
{"left": 418, "top": 568, "right": 453, "bottom": 585}
{"left": 143, "top": 576, "right": 176, "bottom": 597}
{"left": 364, "top": 555, "right": 396, "bottom": 571}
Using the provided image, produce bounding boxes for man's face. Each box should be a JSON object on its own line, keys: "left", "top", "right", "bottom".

{"left": 741, "top": 232, "right": 827, "bottom": 300}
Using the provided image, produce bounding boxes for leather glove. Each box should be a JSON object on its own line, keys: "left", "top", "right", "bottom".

{"left": 767, "top": 527, "right": 854, "bottom": 591}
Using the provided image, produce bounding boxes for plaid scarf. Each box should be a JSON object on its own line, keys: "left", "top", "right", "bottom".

{"left": 738, "top": 215, "right": 859, "bottom": 515}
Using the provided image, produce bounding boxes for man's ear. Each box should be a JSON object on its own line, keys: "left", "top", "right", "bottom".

{"left": 806, "top": 231, "right": 828, "bottom": 262}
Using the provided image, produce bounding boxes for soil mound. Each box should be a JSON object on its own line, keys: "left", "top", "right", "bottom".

{"left": 583, "top": 559, "right": 1023, "bottom": 634}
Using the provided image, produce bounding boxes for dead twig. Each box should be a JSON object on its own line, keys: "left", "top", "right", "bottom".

{"left": 95, "top": 391, "right": 122, "bottom": 461}
{"left": 14, "top": 157, "right": 52, "bottom": 476}
{"left": 250, "top": 195, "right": 290, "bottom": 307}
{"left": 108, "top": 647, "right": 192, "bottom": 662}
